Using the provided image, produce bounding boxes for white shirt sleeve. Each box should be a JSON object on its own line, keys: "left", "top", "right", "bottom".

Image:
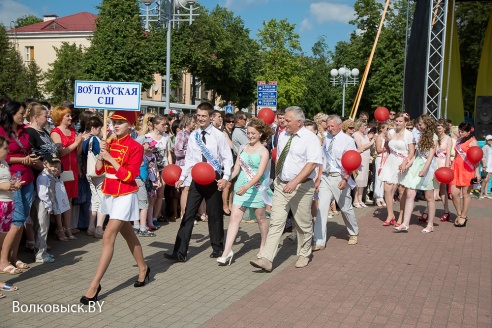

{"left": 36, "top": 175, "right": 52, "bottom": 212}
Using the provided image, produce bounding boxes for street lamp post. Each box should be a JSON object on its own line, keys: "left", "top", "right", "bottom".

{"left": 141, "top": 0, "right": 155, "bottom": 31}
{"left": 330, "top": 66, "right": 360, "bottom": 118}
{"left": 140, "top": 0, "right": 199, "bottom": 113}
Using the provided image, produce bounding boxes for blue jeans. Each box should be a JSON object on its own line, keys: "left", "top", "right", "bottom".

{"left": 12, "top": 183, "right": 34, "bottom": 227}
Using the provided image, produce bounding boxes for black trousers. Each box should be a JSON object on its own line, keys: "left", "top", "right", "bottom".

{"left": 173, "top": 176, "right": 224, "bottom": 257}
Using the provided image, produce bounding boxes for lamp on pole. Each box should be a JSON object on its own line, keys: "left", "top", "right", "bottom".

{"left": 330, "top": 66, "right": 360, "bottom": 118}
{"left": 141, "top": 0, "right": 156, "bottom": 31}
{"left": 141, "top": 0, "right": 198, "bottom": 113}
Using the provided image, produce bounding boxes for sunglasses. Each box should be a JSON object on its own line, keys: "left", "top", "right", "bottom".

{"left": 225, "top": 121, "right": 234, "bottom": 123}
{"left": 390, "top": 113, "right": 396, "bottom": 115}
{"left": 347, "top": 127, "right": 355, "bottom": 129}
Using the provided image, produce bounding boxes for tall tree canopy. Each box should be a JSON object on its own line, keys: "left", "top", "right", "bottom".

{"left": 84, "top": 0, "right": 155, "bottom": 88}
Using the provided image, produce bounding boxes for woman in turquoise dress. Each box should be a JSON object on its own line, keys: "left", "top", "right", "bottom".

{"left": 217, "top": 118, "right": 273, "bottom": 265}
{"left": 395, "top": 115, "right": 439, "bottom": 233}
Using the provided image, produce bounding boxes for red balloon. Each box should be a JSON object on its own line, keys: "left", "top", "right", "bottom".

{"left": 162, "top": 164, "right": 182, "bottom": 186}
{"left": 341, "top": 150, "right": 362, "bottom": 172}
{"left": 434, "top": 167, "right": 454, "bottom": 184}
{"left": 272, "top": 147, "right": 277, "bottom": 163}
{"left": 258, "top": 107, "right": 275, "bottom": 124}
{"left": 191, "top": 162, "right": 216, "bottom": 185}
{"left": 466, "top": 146, "right": 483, "bottom": 164}
{"left": 374, "top": 107, "right": 389, "bottom": 122}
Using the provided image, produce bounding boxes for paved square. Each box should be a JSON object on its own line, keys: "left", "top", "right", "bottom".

{"left": 1, "top": 198, "right": 490, "bottom": 328}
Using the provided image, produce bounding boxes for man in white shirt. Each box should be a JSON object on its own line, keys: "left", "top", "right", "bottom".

{"left": 314, "top": 115, "right": 359, "bottom": 249}
{"left": 250, "top": 106, "right": 323, "bottom": 271}
{"left": 164, "top": 102, "right": 233, "bottom": 262}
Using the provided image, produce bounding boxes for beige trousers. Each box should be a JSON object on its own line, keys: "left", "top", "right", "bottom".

{"left": 262, "top": 178, "right": 314, "bottom": 262}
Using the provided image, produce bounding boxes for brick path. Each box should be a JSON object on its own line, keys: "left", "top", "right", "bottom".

{"left": 0, "top": 197, "right": 490, "bottom": 327}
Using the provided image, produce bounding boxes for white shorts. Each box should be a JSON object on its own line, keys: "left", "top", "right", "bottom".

{"left": 100, "top": 193, "right": 139, "bottom": 222}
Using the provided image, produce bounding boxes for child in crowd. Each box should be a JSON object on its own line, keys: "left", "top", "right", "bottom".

{"left": 134, "top": 136, "right": 155, "bottom": 237}
{"left": 34, "top": 153, "right": 70, "bottom": 261}
{"left": 0, "top": 136, "right": 22, "bottom": 295}
{"left": 145, "top": 140, "right": 161, "bottom": 230}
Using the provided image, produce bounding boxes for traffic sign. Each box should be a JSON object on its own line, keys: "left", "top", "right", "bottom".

{"left": 224, "top": 105, "right": 234, "bottom": 114}
{"left": 257, "top": 85, "right": 278, "bottom": 92}
{"left": 258, "top": 99, "right": 277, "bottom": 106}
{"left": 258, "top": 91, "right": 277, "bottom": 99}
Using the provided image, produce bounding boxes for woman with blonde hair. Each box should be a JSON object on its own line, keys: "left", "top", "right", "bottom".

{"left": 396, "top": 115, "right": 439, "bottom": 232}
{"left": 50, "top": 106, "right": 83, "bottom": 241}
{"left": 379, "top": 113, "right": 415, "bottom": 226}
{"left": 25, "top": 102, "right": 59, "bottom": 261}
{"left": 352, "top": 119, "right": 374, "bottom": 208}
{"left": 138, "top": 113, "right": 155, "bottom": 136}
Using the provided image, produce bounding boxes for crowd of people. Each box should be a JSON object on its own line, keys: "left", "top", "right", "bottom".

{"left": 0, "top": 97, "right": 490, "bottom": 303}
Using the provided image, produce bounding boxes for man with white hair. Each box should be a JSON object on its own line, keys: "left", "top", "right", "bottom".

{"left": 313, "top": 114, "right": 359, "bottom": 249}
{"left": 250, "top": 106, "right": 323, "bottom": 271}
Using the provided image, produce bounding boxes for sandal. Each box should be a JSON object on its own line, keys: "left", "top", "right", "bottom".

{"left": 0, "top": 265, "right": 22, "bottom": 275}
{"left": 418, "top": 212, "right": 428, "bottom": 223}
{"left": 223, "top": 209, "right": 231, "bottom": 216}
{"left": 0, "top": 283, "right": 18, "bottom": 291}
{"left": 200, "top": 214, "right": 208, "bottom": 222}
{"left": 421, "top": 225, "right": 434, "bottom": 233}
{"left": 440, "top": 212, "right": 450, "bottom": 222}
{"left": 64, "top": 228, "right": 76, "bottom": 240}
{"left": 15, "top": 260, "right": 30, "bottom": 270}
{"left": 0, "top": 293, "right": 4, "bottom": 299}
{"left": 55, "top": 229, "right": 68, "bottom": 241}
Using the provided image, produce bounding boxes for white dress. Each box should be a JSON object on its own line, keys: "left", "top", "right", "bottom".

{"left": 379, "top": 129, "right": 414, "bottom": 185}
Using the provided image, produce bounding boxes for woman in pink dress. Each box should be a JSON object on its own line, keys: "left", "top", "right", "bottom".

{"left": 50, "top": 106, "right": 83, "bottom": 241}
{"left": 450, "top": 122, "right": 481, "bottom": 227}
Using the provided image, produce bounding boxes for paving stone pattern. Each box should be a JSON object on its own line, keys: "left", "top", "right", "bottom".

{"left": 0, "top": 198, "right": 490, "bottom": 328}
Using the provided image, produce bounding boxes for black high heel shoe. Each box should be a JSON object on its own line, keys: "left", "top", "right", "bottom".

{"left": 134, "top": 266, "right": 150, "bottom": 287}
{"left": 80, "top": 284, "right": 101, "bottom": 305}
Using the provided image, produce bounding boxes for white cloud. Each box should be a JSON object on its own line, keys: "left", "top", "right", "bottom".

{"left": 300, "top": 18, "right": 313, "bottom": 32}
{"left": 0, "top": 0, "right": 39, "bottom": 28}
{"left": 310, "top": 2, "right": 355, "bottom": 25}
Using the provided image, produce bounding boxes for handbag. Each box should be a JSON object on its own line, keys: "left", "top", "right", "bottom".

{"left": 60, "top": 151, "right": 75, "bottom": 182}
{"left": 86, "top": 136, "right": 103, "bottom": 178}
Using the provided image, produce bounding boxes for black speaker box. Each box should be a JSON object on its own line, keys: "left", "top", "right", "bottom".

{"left": 476, "top": 96, "right": 492, "bottom": 140}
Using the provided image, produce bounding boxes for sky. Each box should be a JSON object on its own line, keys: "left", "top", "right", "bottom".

{"left": 0, "top": 0, "right": 359, "bottom": 56}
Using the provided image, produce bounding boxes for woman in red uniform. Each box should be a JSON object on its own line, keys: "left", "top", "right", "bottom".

{"left": 450, "top": 122, "right": 481, "bottom": 227}
{"left": 80, "top": 111, "right": 149, "bottom": 305}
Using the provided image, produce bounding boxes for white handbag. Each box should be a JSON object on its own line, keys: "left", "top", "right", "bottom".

{"left": 86, "top": 136, "right": 103, "bottom": 177}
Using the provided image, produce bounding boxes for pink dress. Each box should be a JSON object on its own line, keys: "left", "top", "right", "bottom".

{"left": 51, "top": 127, "right": 79, "bottom": 198}
{"left": 435, "top": 135, "right": 450, "bottom": 168}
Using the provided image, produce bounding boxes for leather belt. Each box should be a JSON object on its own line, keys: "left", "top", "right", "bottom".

{"left": 105, "top": 174, "right": 118, "bottom": 179}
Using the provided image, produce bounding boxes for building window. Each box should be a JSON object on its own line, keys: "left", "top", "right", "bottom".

{"left": 25, "top": 46, "right": 34, "bottom": 61}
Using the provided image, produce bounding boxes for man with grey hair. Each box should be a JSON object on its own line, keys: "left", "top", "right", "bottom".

{"left": 250, "top": 106, "right": 323, "bottom": 271}
{"left": 314, "top": 114, "right": 359, "bottom": 249}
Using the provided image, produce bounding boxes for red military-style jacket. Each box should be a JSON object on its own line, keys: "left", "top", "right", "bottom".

{"left": 96, "top": 134, "right": 144, "bottom": 197}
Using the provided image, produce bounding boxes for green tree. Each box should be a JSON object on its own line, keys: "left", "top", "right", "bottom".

{"left": 45, "top": 42, "right": 85, "bottom": 104}
{"left": 84, "top": 0, "right": 155, "bottom": 89}
{"left": 15, "top": 15, "right": 43, "bottom": 28}
{"left": 256, "top": 18, "right": 307, "bottom": 108}
{"left": 369, "top": 0, "right": 411, "bottom": 111}
{"left": 456, "top": 2, "right": 492, "bottom": 115}
{"left": 169, "top": 5, "right": 260, "bottom": 107}
{"left": 298, "top": 36, "right": 336, "bottom": 117}
{"left": 24, "top": 60, "right": 44, "bottom": 100}
{"left": 0, "top": 24, "right": 27, "bottom": 100}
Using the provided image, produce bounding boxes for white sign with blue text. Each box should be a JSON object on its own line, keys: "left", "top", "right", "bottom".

{"left": 74, "top": 80, "right": 142, "bottom": 111}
